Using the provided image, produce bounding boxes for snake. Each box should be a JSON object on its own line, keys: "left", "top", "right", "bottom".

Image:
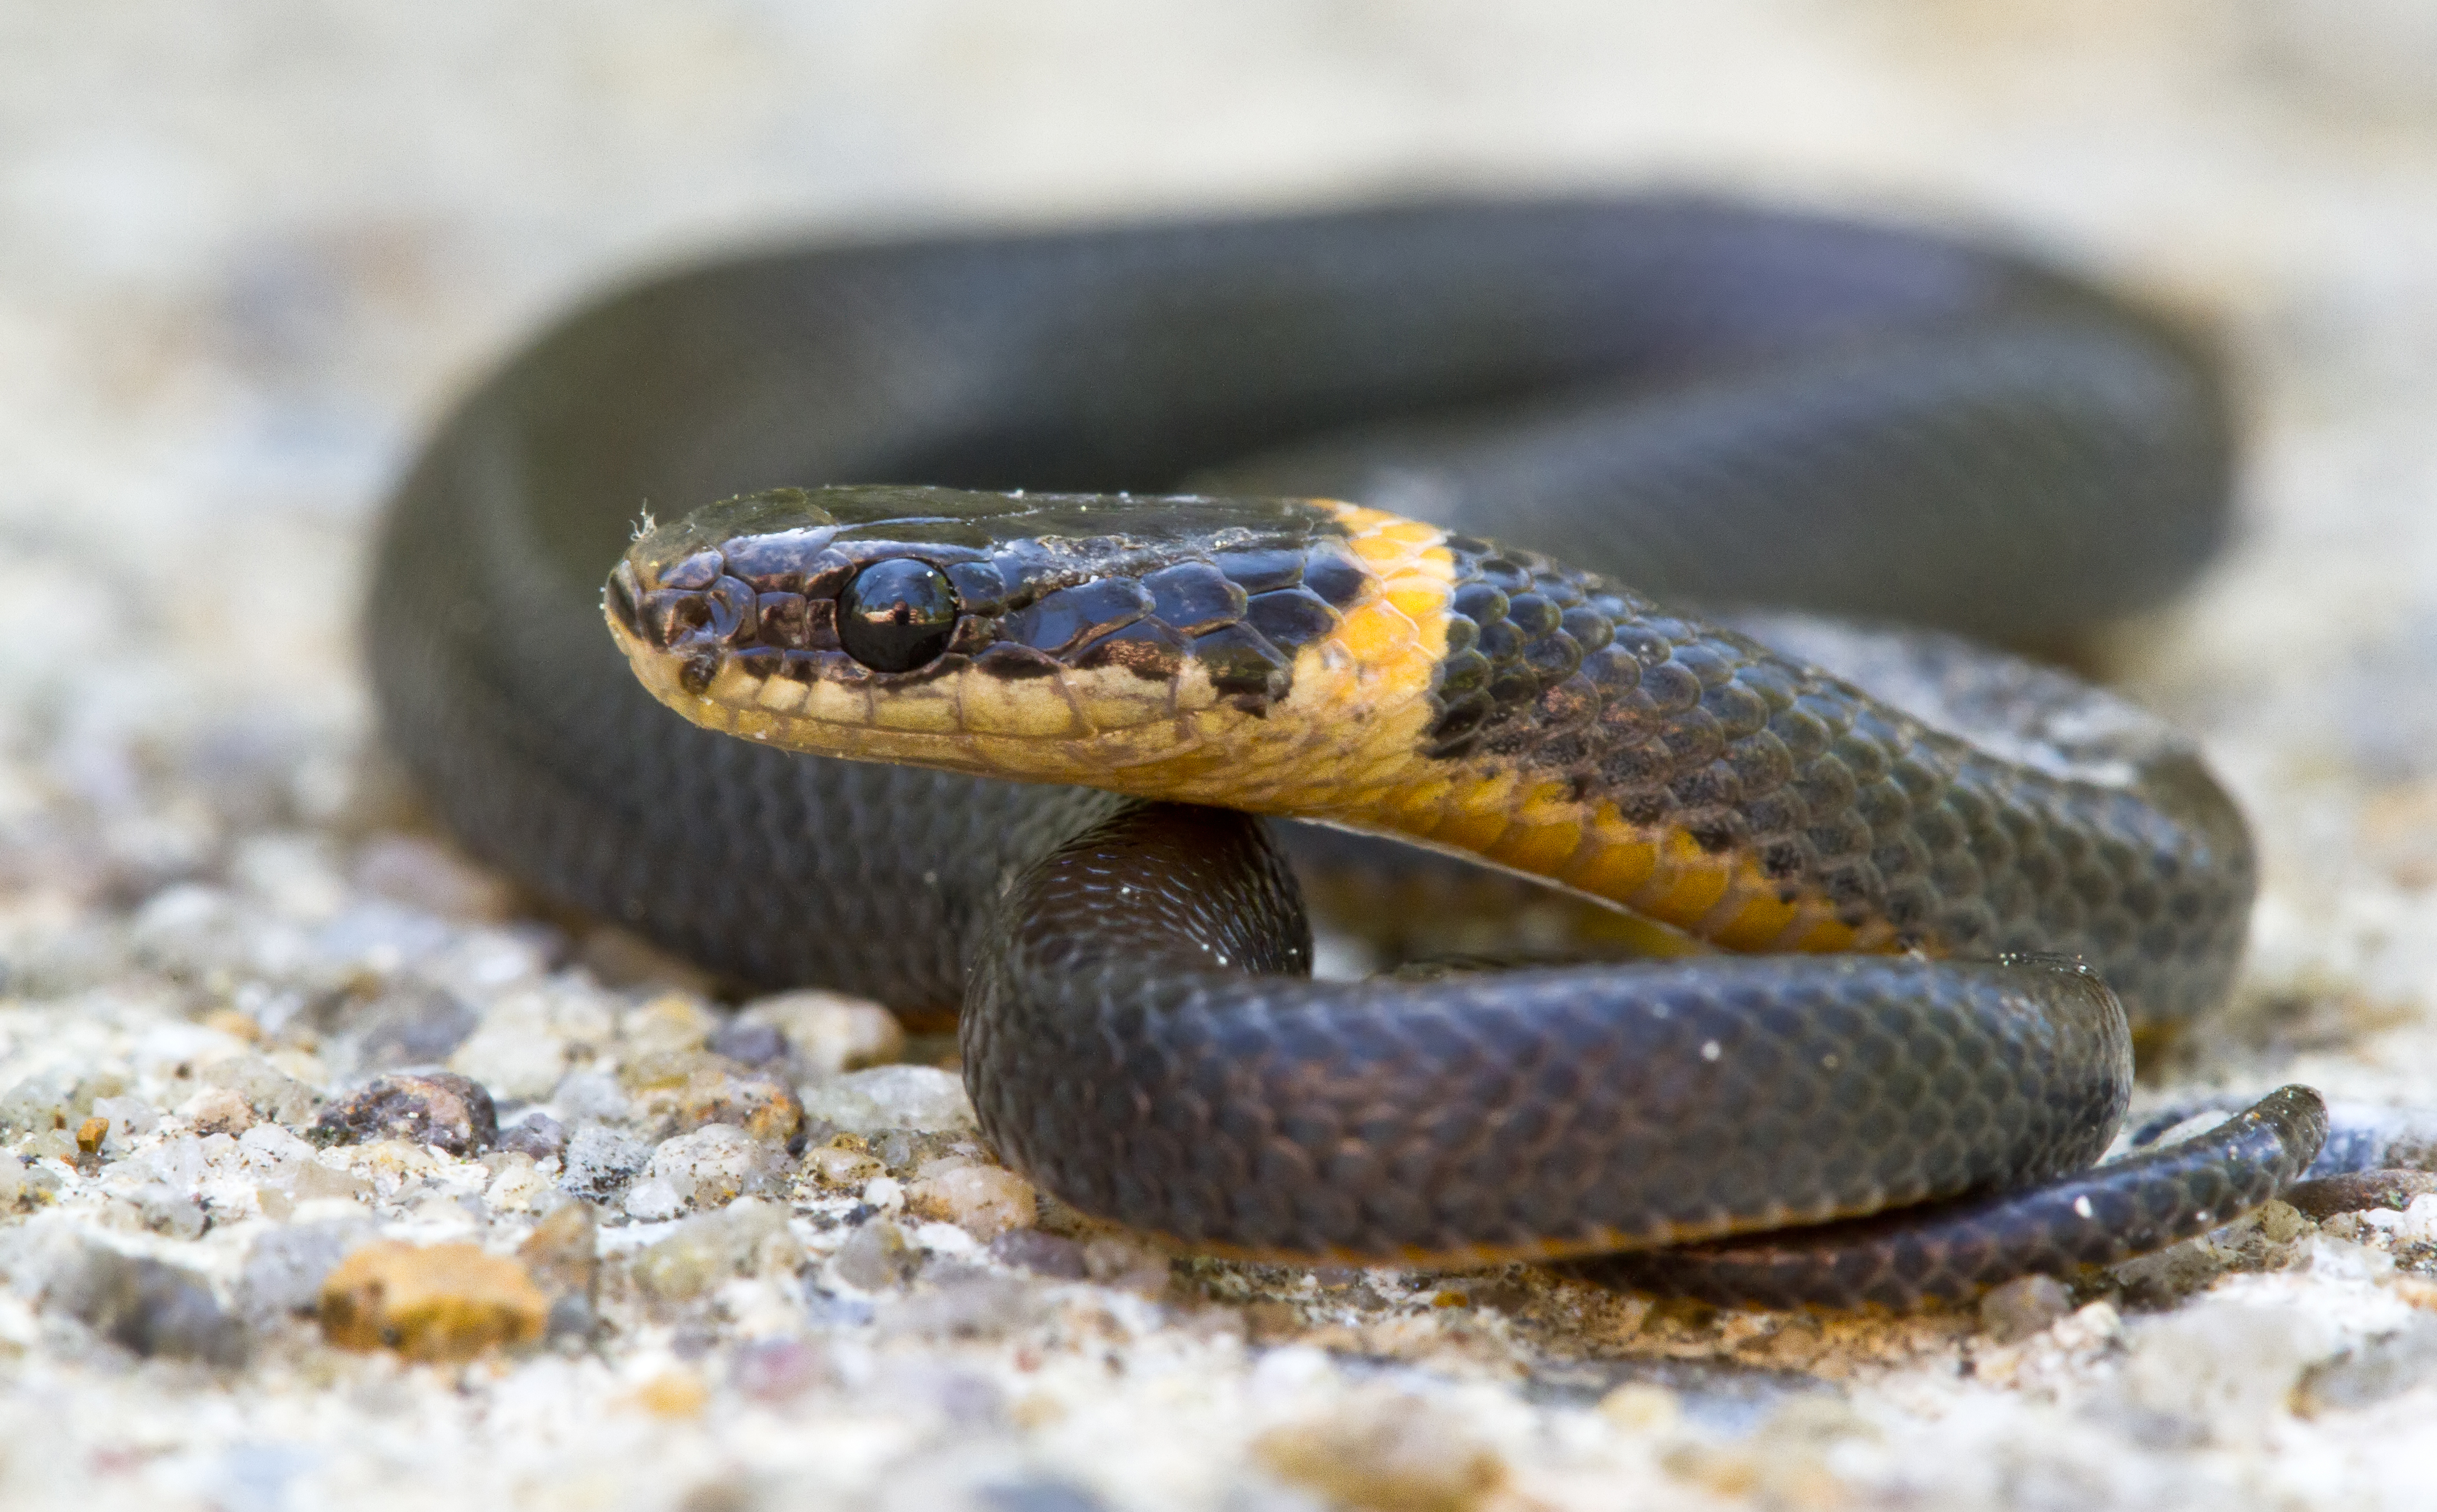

{"left": 367, "top": 198, "right": 2330, "bottom": 1309}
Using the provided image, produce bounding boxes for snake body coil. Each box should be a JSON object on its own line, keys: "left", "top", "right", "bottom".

{"left": 368, "top": 199, "right": 2322, "bottom": 1308}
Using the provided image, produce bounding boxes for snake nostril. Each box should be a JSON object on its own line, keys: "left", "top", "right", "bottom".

{"left": 839, "top": 559, "right": 960, "bottom": 672}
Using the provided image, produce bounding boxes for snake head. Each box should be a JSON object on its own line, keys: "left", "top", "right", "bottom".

{"left": 606, "top": 484, "right": 1457, "bottom": 809}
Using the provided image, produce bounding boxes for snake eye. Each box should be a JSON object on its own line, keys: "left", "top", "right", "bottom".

{"left": 838, "top": 559, "right": 959, "bottom": 672}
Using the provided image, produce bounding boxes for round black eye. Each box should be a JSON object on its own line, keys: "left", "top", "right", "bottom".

{"left": 838, "top": 559, "right": 959, "bottom": 672}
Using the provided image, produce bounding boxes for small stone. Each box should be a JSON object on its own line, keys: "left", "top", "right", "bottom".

{"left": 483, "top": 1152, "right": 554, "bottom": 1212}
{"left": 0, "top": 1153, "right": 25, "bottom": 1207}
{"left": 800, "top": 1066, "right": 974, "bottom": 1134}
{"left": 239, "top": 1221, "right": 372, "bottom": 1321}
{"left": 319, "top": 1240, "right": 548, "bottom": 1361}
{"left": 2284, "top": 1170, "right": 2437, "bottom": 1220}
{"left": 631, "top": 1197, "right": 799, "bottom": 1301}
{"left": 1980, "top": 1274, "right": 2075, "bottom": 1343}
{"left": 2295, "top": 1316, "right": 2437, "bottom": 1416}
{"left": 649, "top": 1123, "right": 788, "bottom": 1210}
{"left": 177, "top": 1085, "right": 256, "bottom": 1135}
{"left": 1252, "top": 1391, "right": 1508, "bottom": 1512}
{"left": 48, "top": 1242, "right": 248, "bottom": 1366}
{"left": 734, "top": 989, "right": 905, "bottom": 1076}
{"left": 449, "top": 986, "right": 610, "bottom": 1102}
{"left": 130, "top": 1184, "right": 208, "bottom": 1240}
{"left": 498, "top": 1112, "right": 567, "bottom": 1162}
{"left": 706, "top": 1018, "right": 787, "bottom": 1067}
{"left": 906, "top": 1164, "right": 1037, "bottom": 1240}
{"left": 200, "top": 1055, "right": 316, "bottom": 1125}
{"left": 560, "top": 1125, "right": 652, "bottom": 1202}
{"left": 651, "top": 1067, "right": 803, "bottom": 1145}
{"left": 800, "top": 1145, "right": 885, "bottom": 1188}
{"left": 988, "top": 1229, "right": 1088, "bottom": 1280}
{"left": 313, "top": 1072, "right": 497, "bottom": 1156}
{"left": 88, "top": 1095, "right": 159, "bottom": 1145}
{"left": 829, "top": 1219, "right": 920, "bottom": 1292}
{"left": 625, "top": 1177, "right": 687, "bottom": 1222}
{"left": 20, "top": 1129, "right": 75, "bottom": 1161}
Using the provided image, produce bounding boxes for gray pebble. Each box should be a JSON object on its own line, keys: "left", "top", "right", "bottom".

{"left": 560, "top": 1125, "right": 652, "bottom": 1202}
{"left": 1980, "top": 1274, "right": 2075, "bottom": 1344}
{"left": 829, "top": 1219, "right": 919, "bottom": 1292}
{"left": 48, "top": 1242, "right": 247, "bottom": 1366}
{"left": 707, "top": 1018, "right": 788, "bottom": 1067}
{"left": 499, "top": 1112, "right": 567, "bottom": 1162}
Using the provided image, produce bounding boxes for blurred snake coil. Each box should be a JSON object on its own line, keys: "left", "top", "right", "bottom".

{"left": 368, "top": 198, "right": 2326, "bottom": 1309}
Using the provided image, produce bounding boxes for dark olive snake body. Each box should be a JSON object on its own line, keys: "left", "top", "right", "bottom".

{"left": 367, "top": 199, "right": 2329, "bottom": 1308}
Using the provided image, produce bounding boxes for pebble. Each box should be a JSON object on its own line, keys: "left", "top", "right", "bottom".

{"left": 800, "top": 1144, "right": 886, "bottom": 1189}
{"left": 1252, "top": 1391, "right": 1508, "bottom": 1512}
{"left": 800, "top": 1066, "right": 974, "bottom": 1134}
{"left": 482, "top": 1151, "right": 555, "bottom": 1212}
{"left": 630, "top": 1197, "right": 799, "bottom": 1301}
{"left": 560, "top": 1125, "right": 652, "bottom": 1202}
{"left": 1979, "top": 1274, "right": 2076, "bottom": 1343}
{"left": 128, "top": 1184, "right": 208, "bottom": 1239}
{"left": 312, "top": 1071, "right": 497, "bottom": 1156}
{"left": 319, "top": 1240, "right": 549, "bottom": 1361}
{"left": 732, "top": 989, "right": 905, "bottom": 1077}
{"left": 48, "top": 1242, "right": 248, "bottom": 1366}
{"left": 497, "top": 1111, "right": 567, "bottom": 1162}
{"left": 176, "top": 1085, "right": 257, "bottom": 1134}
{"left": 647, "top": 1123, "right": 788, "bottom": 1210}
{"left": 905, "top": 1163, "right": 1037, "bottom": 1240}
{"left": 829, "top": 1219, "right": 921, "bottom": 1292}
{"left": 648, "top": 1065, "right": 803, "bottom": 1145}
{"left": 200, "top": 1055, "right": 317, "bottom": 1126}
{"left": 448, "top": 985, "right": 616, "bottom": 1102}
{"left": 552, "top": 1070, "right": 633, "bottom": 1124}
{"left": 705, "top": 1018, "right": 787, "bottom": 1067}
{"left": 2285, "top": 1169, "right": 2437, "bottom": 1220}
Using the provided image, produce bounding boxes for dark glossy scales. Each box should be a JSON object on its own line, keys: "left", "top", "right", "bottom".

{"left": 367, "top": 198, "right": 2319, "bottom": 1307}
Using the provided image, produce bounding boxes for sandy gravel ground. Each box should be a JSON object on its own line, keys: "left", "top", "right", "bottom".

{"left": 3, "top": 4, "right": 2437, "bottom": 1509}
